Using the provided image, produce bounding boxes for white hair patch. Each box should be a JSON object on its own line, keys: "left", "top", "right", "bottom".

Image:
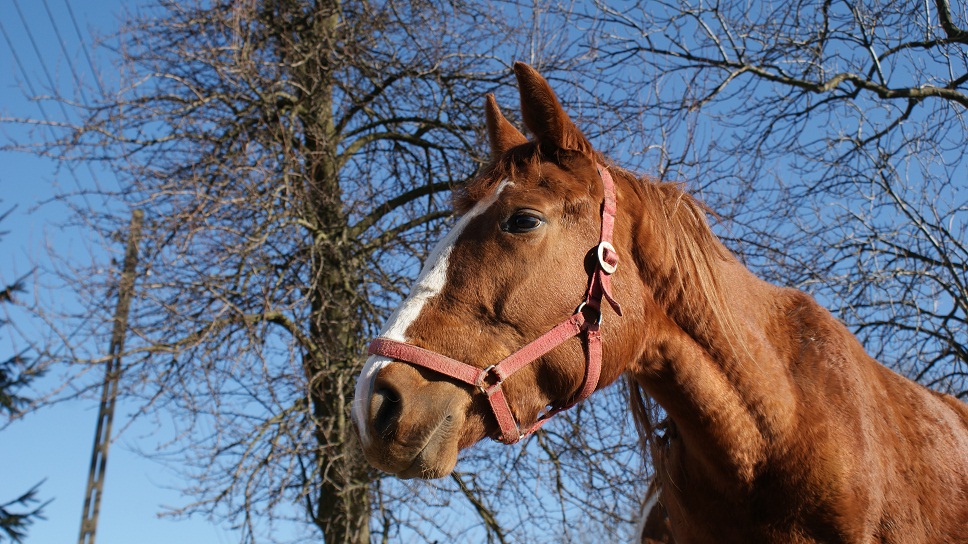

{"left": 352, "top": 181, "right": 511, "bottom": 446}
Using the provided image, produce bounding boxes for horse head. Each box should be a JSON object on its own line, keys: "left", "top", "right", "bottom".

{"left": 352, "top": 63, "right": 646, "bottom": 478}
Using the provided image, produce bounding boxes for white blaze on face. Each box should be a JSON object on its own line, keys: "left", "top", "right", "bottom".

{"left": 353, "top": 181, "right": 511, "bottom": 446}
{"left": 634, "top": 482, "right": 662, "bottom": 543}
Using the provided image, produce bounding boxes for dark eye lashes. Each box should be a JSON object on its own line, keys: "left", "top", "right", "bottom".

{"left": 502, "top": 211, "right": 543, "bottom": 233}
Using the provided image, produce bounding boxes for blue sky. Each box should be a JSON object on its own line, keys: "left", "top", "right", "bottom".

{"left": 0, "top": 1, "right": 241, "bottom": 542}
{"left": 3, "top": 1, "right": 961, "bottom": 543}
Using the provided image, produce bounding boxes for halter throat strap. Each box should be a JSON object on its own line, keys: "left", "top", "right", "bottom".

{"left": 368, "top": 164, "right": 622, "bottom": 444}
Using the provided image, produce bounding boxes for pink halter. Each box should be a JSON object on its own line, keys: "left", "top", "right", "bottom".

{"left": 368, "top": 165, "right": 622, "bottom": 444}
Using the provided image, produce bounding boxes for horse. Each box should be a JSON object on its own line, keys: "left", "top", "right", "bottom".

{"left": 352, "top": 62, "right": 968, "bottom": 543}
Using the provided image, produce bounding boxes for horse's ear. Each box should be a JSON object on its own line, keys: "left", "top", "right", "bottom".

{"left": 485, "top": 94, "right": 527, "bottom": 159}
{"left": 513, "top": 62, "right": 592, "bottom": 155}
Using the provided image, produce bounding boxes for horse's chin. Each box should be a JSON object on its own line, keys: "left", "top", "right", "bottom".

{"left": 396, "top": 442, "right": 459, "bottom": 479}
{"left": 367, "top": 412, "right": 462, "bottom": 480}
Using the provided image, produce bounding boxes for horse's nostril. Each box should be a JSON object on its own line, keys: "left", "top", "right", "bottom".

{"left": 371, "top": 386, "right": 402, "bottom": 438}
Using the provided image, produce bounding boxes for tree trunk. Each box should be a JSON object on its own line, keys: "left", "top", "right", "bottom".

{"left": 270, "top": 1, "right": 374, "bottom": 540}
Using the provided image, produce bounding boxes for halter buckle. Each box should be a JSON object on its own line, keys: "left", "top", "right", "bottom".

{"left": 597, "top": 241, "right": 618, "bottom": 274}
{"left": 475, "top": 365, "right": 502, "bottom": 395}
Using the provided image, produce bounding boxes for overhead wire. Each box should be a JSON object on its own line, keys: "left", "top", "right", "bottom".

{"left": 11, "top": 0, "right": 78, "bottom": 128}
{"left": 0, "top": 14, "right": 59, "bottom": 145}
{"left": 62, "top": 0, "right": 107, "bottom": 96}
{"left": 10, "top": 0, "right": 103, "bottom": 211}
{"left": 41, "top": 0, "right": 86, "bottom": 97}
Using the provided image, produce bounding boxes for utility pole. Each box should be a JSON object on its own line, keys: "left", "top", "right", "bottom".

{"left": 78, "top": 210, "right": 143, "bottom": 544}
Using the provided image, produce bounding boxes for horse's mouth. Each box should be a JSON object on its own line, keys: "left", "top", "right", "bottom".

{"left": 395, "top": 414, "right": 458, "bottom": 479}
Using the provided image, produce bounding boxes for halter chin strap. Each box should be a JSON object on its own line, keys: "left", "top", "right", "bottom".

{"left": 368, "top": 164, "right": 622, "bottom": 444}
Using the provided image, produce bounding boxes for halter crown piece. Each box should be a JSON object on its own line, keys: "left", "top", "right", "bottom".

{"left": 368, "top": 164, "right": 622, "bottom": 444}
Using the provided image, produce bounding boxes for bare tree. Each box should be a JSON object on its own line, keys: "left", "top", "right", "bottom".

{"left": 577, "top": 0, "right": 968, "bottom": 397}
{"left": 3, "top": 1, "right": 661, "bottom": 542}
{"left": 7, "top": 0, "right": 505, "bottom": 541}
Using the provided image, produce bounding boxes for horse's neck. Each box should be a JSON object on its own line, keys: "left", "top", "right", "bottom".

{"left": 625, "top": 187, "right": 968, "bottom": 539}
{"left": 626, "top": 183, "right": 801, "bottom": 486}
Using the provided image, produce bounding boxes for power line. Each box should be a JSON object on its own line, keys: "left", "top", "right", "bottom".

{"left": 0, "top": 15, "right": 58, "bottom": 136}
{"left": 41, "top": 0, "right": 87, "bottom": 99}
{"left": 62, "top": 0, "right": 106, "bottom": 96}
{"left": 10, "top": 0, "right": 102, "bottom": 202}
{"left": 11, "top": 0, "right": 67, "bottom": 110}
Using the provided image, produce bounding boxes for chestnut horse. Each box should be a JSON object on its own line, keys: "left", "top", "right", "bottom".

{"left": 353, "top": 63, "right": 968, "bottom": 542}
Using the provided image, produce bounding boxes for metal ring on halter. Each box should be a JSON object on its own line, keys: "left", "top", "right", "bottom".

{"left": 597, "top": 241, "right": 618, "bottom": 274}
{"left": 475, "top": 365, "right": 499, "bottom": 394}
{"left": 576, "top": 302, "right": 603, "bottom": 326}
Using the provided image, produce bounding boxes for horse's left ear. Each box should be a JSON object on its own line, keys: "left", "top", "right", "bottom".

{"left": 513, "top": 62, "right": 593, "bottom": 155}
{"left": 485, "top": 94, "right": 527, "bottom": 159}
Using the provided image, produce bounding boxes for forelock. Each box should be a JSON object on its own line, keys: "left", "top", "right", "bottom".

{"left": 454, "top": 143, "right": 542, "bottom": 213}
{"left": 454, "top": 145, "right": 612, "bottom": 221}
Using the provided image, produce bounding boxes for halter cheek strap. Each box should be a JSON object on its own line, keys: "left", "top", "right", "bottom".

{"left": 368, "top": 165, "right": 622, "bottom": 444}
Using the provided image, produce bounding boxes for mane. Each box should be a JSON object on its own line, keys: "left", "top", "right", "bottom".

{"left": 615, "top": 170, "right": 746, "bottom": 467}
{"left": 635, "top": 175, "right": 732, "bottom": 334}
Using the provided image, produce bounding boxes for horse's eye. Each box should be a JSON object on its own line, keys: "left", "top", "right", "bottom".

{"left": 502, "top": 211, "right": 544, "bottom": 234}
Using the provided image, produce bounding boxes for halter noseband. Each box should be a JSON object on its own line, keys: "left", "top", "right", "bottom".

{"left": 368, "top": 165, "right": 622, "bottom": 444}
